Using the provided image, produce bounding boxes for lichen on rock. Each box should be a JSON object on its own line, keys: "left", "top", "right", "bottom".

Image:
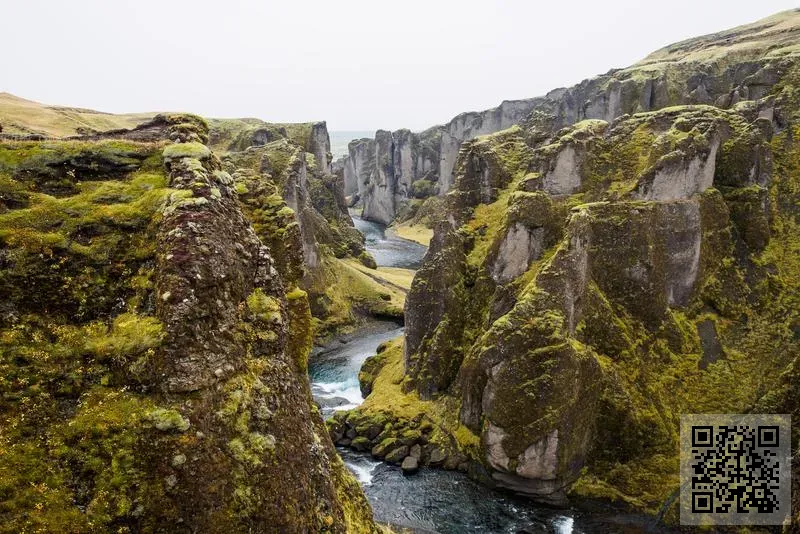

{"left": 348, "top": 50, "right": 800, "bottom": 525}
{"left": 0, "top": 118, "right": 377, "bottom": 532}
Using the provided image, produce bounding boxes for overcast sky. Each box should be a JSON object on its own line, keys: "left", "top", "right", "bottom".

{"left": 3, "top": 1, "right": 797, "bottom": 131}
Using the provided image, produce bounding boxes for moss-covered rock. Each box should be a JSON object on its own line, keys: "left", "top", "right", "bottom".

{"left": 0, "top": 127, "right": 377, "bottom": 531}
{"left": 363, "top": 67, "right": 800, "bottom": 522}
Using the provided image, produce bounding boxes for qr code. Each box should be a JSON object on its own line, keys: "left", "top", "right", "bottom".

{"left": 680, "top": 414, "right": 791, "bottom": 526}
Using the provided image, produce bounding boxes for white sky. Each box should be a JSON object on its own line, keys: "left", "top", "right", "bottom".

{"left": 2, "top": 0, "right": 797, "bottom": 131}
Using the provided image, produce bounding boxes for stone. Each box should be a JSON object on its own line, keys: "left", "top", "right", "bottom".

{"left": 350, "top": 437, "right": 371, "bottom": 452}
{"left": 384, "top": 446, "right": 410, "bottom": 464}
{"left": 371, "top": 437, "right": 400, "bottom": 458}
{"left": 427, "top": 447, "right": 446, "bottom": 466}
{"left": 401, "top": 456, "right": 419, "bottom": 474}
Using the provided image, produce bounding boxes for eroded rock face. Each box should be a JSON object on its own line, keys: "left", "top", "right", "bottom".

{"left": 156, "top": 145, "right": 264, "bottom": 392}
{"left": 0, "top": 118, "right": 377, "bottom": 532}
{"left": 637, "top": 136, "right": 721, "bottom": 201}
{"left": 334, "top": 10, "right": 800, "bottom": 225}
{"left": 341, "top": 129, "right": 440, "bottom": 224}
{"left": 542, "top": 145, "right": 582, "bottom": 195}
{"left": 397, "top": 96, "right": 793, "bottom": 509}
{"left": 491, "top": 223, "right": 545, "bottom": 283}
{"left": 220, "top": 122, "right": 370, "bottom": 338}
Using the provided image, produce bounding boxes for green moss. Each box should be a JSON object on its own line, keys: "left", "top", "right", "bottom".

{"left": 162, "top": 141, "right": 211, "bottom": 162}
{"left": 146, "top": 408, "right": 190, "bottom": 432}
{"left": 307, "top": 258, "right": 405, "bottom": 339}
{"left": 246, "top": 288, "right": 282, "bottom": 324}
{"left": 227, "top": 432, "right": 275, "bottom": 466}
{"left": 286, "top": 287, "right": 313, "bottom": 372}
{"left": 83, "top": 313, "right": 164, "bottom": 362}
{"left": 409, "top": 179, "right": 437, "bottom": 199}
{"left": 276, "top": 205, "right": 295, "bottom": 218}
{"left": 0, "top": 387, "right": 183, "bottom": 532}
{"left": 358, "top": 251, "right": 377, "bottom": 269}
{"left": 0, "top": 166, "right": 171, "bottom": 320}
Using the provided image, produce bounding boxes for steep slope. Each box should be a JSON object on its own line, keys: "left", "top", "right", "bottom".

{"left": 334, "top": 15, "right": 800, "bottom": 525}
{"left": 217, "top": 121, "right": 405, "bottom": 340}
{"left": 0, "top": 115, "right": 377, "bottom": 532}
{"left": 338, "top": 8, "right": 800, "bottom": 226}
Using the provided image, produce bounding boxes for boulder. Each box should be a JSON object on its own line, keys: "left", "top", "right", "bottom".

{"left": 384, "top": 446, "right": 410, "bottom": 464}
{"left": 401, "top": 456, "right": 419, "bottom": 474}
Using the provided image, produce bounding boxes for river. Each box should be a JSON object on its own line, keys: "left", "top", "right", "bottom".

{"left": 308, "top": 215, "right": 671, "bottom": 533}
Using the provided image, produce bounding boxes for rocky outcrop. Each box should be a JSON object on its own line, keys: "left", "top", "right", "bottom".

{"left": 0, "top": 116, "right": 377, "bottom": 531}
{"left": 341, "top": 129, "right": 440, "bottom": 224}
{"left": 219, "top": 121, "right": 390, "bottom": 338}
{"left": 342, "top": 59, "right": 800, "bottom": 521}
{"left": 336, "top": 9, "right": 800, "bottom": 225}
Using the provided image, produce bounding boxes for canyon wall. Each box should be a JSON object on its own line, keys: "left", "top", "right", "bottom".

{"left": 0, "top": 115, "right": 378, "bottom": 532}
{"left": 338, "top": 9, "right": 800, "bottom": 225}
{"left": 220, "top": 120, "right": 404, "bottom": 339}
{"left": 334, "top": 8, "right": 800, "bottom": 524}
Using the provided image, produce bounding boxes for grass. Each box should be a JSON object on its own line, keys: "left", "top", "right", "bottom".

{"left": 310, "top": 258, "right": 406, "bottom": 338}
{"left": 355, "top": 336, "right": 481, "bottom": 456}
{"left": 389, "top": 221, "right": 433, "bottom": 246}
{"left": 344, "top": 259, "right": 416, "bottom": 292}
{"left": 0, "top": 92, "right": 154, "bottom": 137}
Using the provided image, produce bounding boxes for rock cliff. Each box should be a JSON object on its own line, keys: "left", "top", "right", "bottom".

{"left": 217, "top": 120, "right": 405, "bottom": 339}
{"left": 0, "top": 115, "right": 377, "bottom": 532}
{"left": 338, "top": 9, "right": 800, "bottom": 226}
{"left": 334, "top": 10, "right": 800, "bottom": 524}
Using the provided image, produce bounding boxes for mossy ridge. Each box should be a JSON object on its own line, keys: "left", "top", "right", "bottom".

{"left": 0, "top": 139, "right": 165, "bottom": 196}
{"left": 222, "top": 133, "right": 383, "bottom": 342}
{"left": 0, "top": 133, "right": 378, "bottom": 531}
{"left": 216, "top": 119, "right": 315, "bottom": 155}
{"left": 223, "top": 145, "right": 306, "bottom": 283}
{"left": 0, "top": 386, "right": 196, "bottom": 533}
{"left": 389, "top": 92, "right": 800, "bottom": 518}
{"left": 306, "top": 257, "right": 405, "bottom": 340}
{"left": 0, "top": 139, "right": 185, "bottom": 532}
{"left": 0, "top": 140, "right": 169, "bottom": 322}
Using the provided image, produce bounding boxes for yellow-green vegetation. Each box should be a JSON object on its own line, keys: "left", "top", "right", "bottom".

{"left": 334, "top": 336, "right": 481, "bottom": 463}
{"left": 630, "top": 9, "right": 800, "bottom": 73}
{"left": 345, "top": 259, "right": 415, "bottom": 292}
{"left": 387, "top": 85, "right": 800, "bottom": 521}
{"left": 162, "top": 141, "right": 211, "bottom": 162}
{"left": 0, "top": 131, "right": 380, "bottom": 531}
{"left": 0, "top": 139, "right": 191, "bottom": 532}
{"left": 464, "top": 174, "right": 524, "bottom": 268}
{"left": 0, "top": 138, "right": 164, "bottom": 195}
{"left": 208, "top": 117, "right": 317, "bottom": 155}
{"left": 286, "top": 287, "right": 313, "bottom": 372}
{"left": 0, "top": 142, "right": 169, "bottom": 320}
{"left": 0, "top": 92, "right": 155, "bottom": 137}
{"left": 222, "top": 135, "right": 372, "bottom": 342}
{"left": 0, "top": 386, "right": 191, "bottom": 533}
{"left": 389, "top": 221, "right": 433, "bottom": 246}
{"left": 309, "top": 258, "right": 405, "bottom": 338}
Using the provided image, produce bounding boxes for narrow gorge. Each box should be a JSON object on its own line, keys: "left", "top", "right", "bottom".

{"left": 1, "top": 6, "right": 800, "bottom": 534}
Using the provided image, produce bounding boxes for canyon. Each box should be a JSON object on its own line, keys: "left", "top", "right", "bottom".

{"left": 1, "top": 7, "right": 800, "bottom": 533}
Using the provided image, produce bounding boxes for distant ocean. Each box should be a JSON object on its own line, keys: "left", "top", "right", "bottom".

{"left": 329, "top": 131, "right": 374, "bottom": 160}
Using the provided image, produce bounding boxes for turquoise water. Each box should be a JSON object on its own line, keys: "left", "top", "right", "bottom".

{"left": 330, "top": 130, "right": 374, "bottom": 159}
